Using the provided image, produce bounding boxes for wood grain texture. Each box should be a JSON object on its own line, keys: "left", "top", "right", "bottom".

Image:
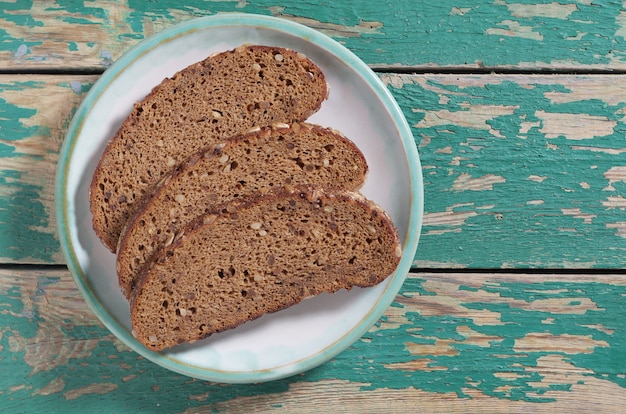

{"left": 0, "top": 75, "right": 97, "bottom": 264}
{"left": 2, "top": 74, "right": 626, "bottom": 268}
{"left": 383, "top": 74, "right": 626, "bottom": 269}
{"left": 1, "top": 268, "right": 625, "bottom": 413}
{"left": 2, "top": 1, "right": 626, "bottom": 71}
{"left": 2, "top": 3, "right": 625, "bottom": 413}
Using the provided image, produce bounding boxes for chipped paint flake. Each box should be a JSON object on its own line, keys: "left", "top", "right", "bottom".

{"left": 572, "top": 146, "right": 626, "bottom": 155}
{"left": 416, "top": 105, "right": 517, "bottom": 138}
{"left": 63, "top": 383, "right": 118, "bottom": 401}
{"left": 422, "top": 211, "right": 476, "bottom": 228}
{"left": 606, "top": 222, "right": 626, "bottom": 238}
{"left": 453, "top": 173, "right": 506, "bottom": 191}
{"left": 506, "top": 2, "right": 578, "bottom": 19}
{"left": 520, "top": 120, "right": 541, "bottom": 135}
{"left": 450, "top": 6, "right": 472, "bottom": 16}
{"left": 422, "top": 205, "right": 478, "bottom": 235}
{"left": 31, "top": 376, "right": 65, "bottom": 396}
{"left": 270, "top": 13, "right": 383, "bottom": 38}
{"left": 527, "top": 175, "right": 548, "bottom": 183}
{"left": 386, "top": 358, "right": 450, "bottom": 372}
{"left": 603, "top": 195, "right": 626, "bottom": 209}
{"left": 514, "top": 333, "right": 608, "bottom": 354}
{"left": 536, "top": 110, "right": 616, "bottom": 140}
{"left": 405, "top": 339, "right": 460, "bottom": 358}
{"left": 603, "top": 166, "right": 626, "bottom": 190}
{"left": 616, "top": 11, "right": 626, "bottom": 40}
{"left": 561, "top": 208, "right": 596, "bottom": 224}
{"left": 449, "top": 155, "right": 468, "bottom": 166}
{"left": 380, "top": 73, "right": 415, "bottom": 89}
{"left": 486, "top": 20, "right": 544, "bottom": 41}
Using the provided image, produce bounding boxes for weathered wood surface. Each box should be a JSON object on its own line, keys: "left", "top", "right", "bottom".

{"left": 1, "top": 1, "right": 626, "bottom": 412}
{"left": 0, "top": 75, "right": 94, "bottom": 264}
{"left": 2, "top": 1, "right": 626, "bottom": 72}
{"left": 2, "top": 268, "right": 625, "bottom": 413}
{"left": 2, "top": 74, "right": 625, "bottom": 268}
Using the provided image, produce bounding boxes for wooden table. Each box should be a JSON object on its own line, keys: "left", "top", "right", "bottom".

{"left": 2, "top": 1, "right": 625, "bottom": 412}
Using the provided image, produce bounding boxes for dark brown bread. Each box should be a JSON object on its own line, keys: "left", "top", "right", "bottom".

{"left": 130, "top": 186, "right": 402, "bottom": 351}
{"left": 90, "top": 45, "right": 327, "bottom": 251}
{"left": 116, "top": 122, "right": 368, "bottom": 298}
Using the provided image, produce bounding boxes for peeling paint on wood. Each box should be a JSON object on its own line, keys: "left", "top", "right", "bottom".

{"left": 3, "top": 73, "right": 626, "bottom": 268}
{"left": 383, "top": 74, "right": 626, "bottom": 268}
{"left": 1, "top": 268, "right": 626, "bottom": 412}
{"left": 0, "top": 75, "right": 95, "bottom": 263}
{"left": 1, "top": 3, "right": 626, "bottom": 412}
{"left": 3, "top": 1, "right": 626, "bottom": 70}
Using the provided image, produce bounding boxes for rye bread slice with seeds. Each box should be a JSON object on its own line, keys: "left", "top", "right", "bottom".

{"left": 90, "top": 45, "right": 327, "bottom": 251}
{"left": 130, "top": 186, "right": 402, "bottom": 351}
{"left": 116, "top": 122, "right": 368, "bottom": 298}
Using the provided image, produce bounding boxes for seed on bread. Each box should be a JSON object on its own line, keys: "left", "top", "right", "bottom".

{"left": 116, "top": 122, "right": 368, "bottom": 298}
{"left": 130, "top": 186, "right": 402, "bottom": 351}
{"left": 90, "top": 45, "right": 328, "bottom": 251}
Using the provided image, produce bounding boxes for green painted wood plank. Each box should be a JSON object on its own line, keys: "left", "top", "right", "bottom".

{"left": 0, "top": 75, "right": 95, "bottom": 264}
{"left": 1, "top": 268, "right": 625, "bottom": 412}
{"left": 1, "top": 1, "right": 626, "bottom": 71}
{"left": 2, "top": 73, "right": 626, "bottom": 268}
{"left": 383, "top": 74, "right": 626, "bottom": 269}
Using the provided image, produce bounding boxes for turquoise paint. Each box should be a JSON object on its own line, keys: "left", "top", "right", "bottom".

{"left": 0, "top": 0, "right": 43, "bottom": 29}
{"left": 0, "top": 170, "right": 58, "bottom": 262}
{"left": 0, "top": 28, "right": 42, "bottom": 58}
{"left": 117, "top": 33, "right": 144, "bottom": 41}
{"left": 124, "top": 0, "right": 280, "bottom": 33}
{"left": 60, "top": 16, "right": 99, "bottom": 25}
{"left": 67, "top": 41, "right": 78, "bottom": 51}
{"left": 308, "top": 278, "right": 626, "bottom": 402}
{"left": 44, "top": 0, "right": 107, "bottom": 21}
{"left": 0, "top": 97, "right": 37, "bottom": 156}
{"left": 385, "top": 78, "right": 626, "bottom": 268}
{"left": 479, "top": 281, "right": 626, "bottom": 388}
{"left": 113, "top": 1, "right": 626, "bottom": 68}
{"left": 0, "top": 142, "right": 15, "bottom": 156}
{"left": 1, "top": 277, "right": 624, "bottom": 410}
{"left": 0, "top": 81, "right": 46, "bottom": 157}
{"left": 1, "top": 2, "right": 626, "bottom": 67}
{"left": 0, "top": 78, "right": 92, "bottom": 262}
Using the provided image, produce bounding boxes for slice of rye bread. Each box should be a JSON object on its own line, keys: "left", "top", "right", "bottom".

{"left": 130, "top": 186, "right": 402, "bottom": 351}
{"left": 90, "top": 45, "right": 328, "bottom": 251}
{"left": 116, "top": 122, "right": 368, "bottom": 299}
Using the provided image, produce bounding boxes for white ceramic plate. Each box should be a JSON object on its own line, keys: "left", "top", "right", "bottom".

{"left": 55, "top": 13, "right": 423, "bottom": 383}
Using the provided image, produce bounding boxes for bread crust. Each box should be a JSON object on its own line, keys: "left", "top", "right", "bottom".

{"left": 130, "top": 186, "right": 402, "bottom": 351}
{"left": 90, "top": 45, "right": 327, "bottom": 251}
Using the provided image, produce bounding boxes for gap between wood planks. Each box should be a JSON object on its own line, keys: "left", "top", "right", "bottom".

{"left": 2, "top": 263, "right": 626, "bottom": 276}
{"left": 4, "top": 65, "right": 626, "bottom": 76}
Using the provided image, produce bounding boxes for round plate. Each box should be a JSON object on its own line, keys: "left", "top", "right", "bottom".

{"left": 55, "top": 13, "right": 423, "bottom": 383}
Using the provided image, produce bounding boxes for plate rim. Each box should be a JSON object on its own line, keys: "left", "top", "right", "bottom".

{"left": 54, "top": 12, "right": 424, "bottom": 383}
